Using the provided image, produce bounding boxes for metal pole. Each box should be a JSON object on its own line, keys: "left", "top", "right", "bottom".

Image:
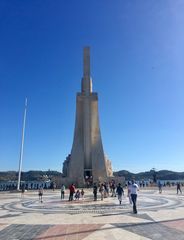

{"left": 17, "top": 98, "right": 27, "bottom": 191}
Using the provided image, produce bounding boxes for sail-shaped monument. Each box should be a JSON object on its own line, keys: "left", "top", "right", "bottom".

{"left": 62, "top": 47, "right": 115, "bottom": 187}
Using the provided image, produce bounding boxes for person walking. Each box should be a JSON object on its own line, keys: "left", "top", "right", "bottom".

{"left": 158, "top": 181, "right": 162, "bottom": 194}
{"left": 177, "top": 182, "right": 182, "bottom": 194}
{"left": 75, "top": 189, "right": 80, "bottom": 200}
{"left": 116, "top": 183, "right": 124, "bottom": 205}
{"left": 99, "top": 183, "right": 105, "bottom": 201}
{"left": 21, "top": 184, "right": 25, "bottom": 198}
{"left": 93, "top": 183, "right": 98, "bottom": 201}
{"left": 111, "top": 182, "right": 116, "bottom": 197}
{"left": 61, "top": 184, "right": 65, "bottom": 199}
{"left": 81, "top": 189, "right": 85, "bottom": 200}
{"left": 69, "top": 183, "right": 75, "bottom": 201}
{"left": 127, "top": 181, "right": 132, "bottom": 204}
{"left": 38, "top": 187, "right": 43, "bottom": 203}
{"left": 130, "top": 180, "right": 139, "bottom": 214}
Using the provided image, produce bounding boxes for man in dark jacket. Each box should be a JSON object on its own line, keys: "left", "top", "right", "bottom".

{"left": 116, "top": 183, "right": 124, "bottom": 204}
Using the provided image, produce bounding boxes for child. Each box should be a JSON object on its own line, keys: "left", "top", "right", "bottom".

{"left": 75, "top": 190, "right": 80, "bottom": 200}
{"left": 81, "top": 189, "right": 84, "bottom": 199}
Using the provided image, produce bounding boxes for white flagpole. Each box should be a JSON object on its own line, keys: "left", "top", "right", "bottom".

{"left": 17, "top": 98, "right": 27, "bottom": 191}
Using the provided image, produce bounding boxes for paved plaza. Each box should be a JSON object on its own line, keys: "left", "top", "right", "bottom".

{"left": 0, "top": 187, "right": 184, "bottom": 239}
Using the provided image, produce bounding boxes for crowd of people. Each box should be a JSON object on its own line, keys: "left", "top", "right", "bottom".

{"left": 63, "top": 180, "right": 183, "bottom": 214}
{"left": 157, "top": 181, "right": 183, "bottom": 194}
{"left": 63, "top": 180, "right": 140, "bottom": 214}
{"left": 19, "top": 180, "right": 183, "bottom": 214}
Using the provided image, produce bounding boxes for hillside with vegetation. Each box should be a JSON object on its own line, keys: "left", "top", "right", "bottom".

{"left": 0, "top": 170, "right": 62, "bottom": 182}
{"left": 114, "top": 170, "right": 184, "bottom": 181}
{"left": 0, "top": 170, "right": 184, "bottom": 182}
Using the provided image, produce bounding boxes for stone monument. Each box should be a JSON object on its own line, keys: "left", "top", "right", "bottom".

{"left": 62, "top": 47, "right": 115, "bottom": 187}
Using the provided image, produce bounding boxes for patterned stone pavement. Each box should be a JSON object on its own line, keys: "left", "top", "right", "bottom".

{"left": 0, "top": 187, "right": 184, "bottom": 239}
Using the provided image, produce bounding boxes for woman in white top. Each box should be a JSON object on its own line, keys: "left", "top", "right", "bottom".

{"left": 127, "top": 181, "right": 132, "bottom": 204}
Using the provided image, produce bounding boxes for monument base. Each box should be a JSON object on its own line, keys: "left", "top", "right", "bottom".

{"left": 61, "top": 176, "right": 125, "bottom": 188}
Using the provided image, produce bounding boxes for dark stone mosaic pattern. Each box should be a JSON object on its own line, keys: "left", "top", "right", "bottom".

{"left": 0, "top": 224, "right": 52, "bottom": 240}
{"left": 114, "top": 220, "right": 184, "bottom": 240}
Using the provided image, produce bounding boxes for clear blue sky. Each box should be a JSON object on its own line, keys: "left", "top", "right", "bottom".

{"left": 0, "top": 0, "right": 184, "bottom": 173}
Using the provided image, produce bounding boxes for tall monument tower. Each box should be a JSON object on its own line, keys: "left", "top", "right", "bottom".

{"left": 62, "top": 47, "right": 113, "bottom": 186}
